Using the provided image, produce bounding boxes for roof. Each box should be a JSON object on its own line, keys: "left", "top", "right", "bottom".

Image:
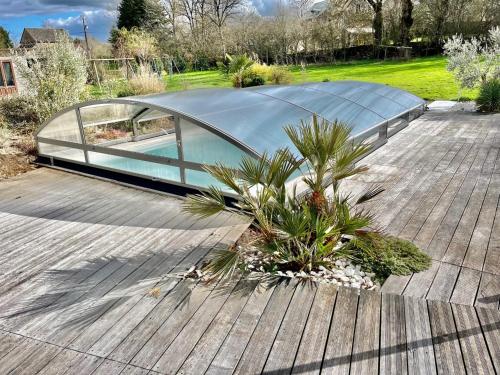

{"left": 20, "top": 28, "right": 68, "bottom": 46}
{"left": 117, "top": 81, "right": 425, "bottom": 158}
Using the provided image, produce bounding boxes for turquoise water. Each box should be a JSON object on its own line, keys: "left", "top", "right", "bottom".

{"left": 90, "top": 136, "right": 248, "bottom": 189}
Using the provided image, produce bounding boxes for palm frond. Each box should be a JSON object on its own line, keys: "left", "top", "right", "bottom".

{"left": 356, "top": 186, "right": 385, "bottom": 204}
{"left": 183, "top": 186, "right": 227, "bottom": 218}
{"left": 239, "top": 153, "right": 269, "bottom": 186}
{"left": 203, "top": 248, "right": 243, "bottom": 280}
{"left": 266, "top": 148, "right": 302, "bottom": 188}
{"left": 204, "top": 164, "right": 242, "bottom": 194}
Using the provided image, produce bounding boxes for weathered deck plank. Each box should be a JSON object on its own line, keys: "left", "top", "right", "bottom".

{"left": 291, "top": 284, "right": 337, "bottom": 375}
{"left": 380, "top": 293, "right": 407, "bottom": 375}
{"left": 321, "top": 287, "right": 359, "bottom": 375}
{"left": 350, "top": 290, "right": 381, "bottom": 375}
{"left": 428, "top": 300, "right": 467, "bottom": 374}
{"left": 452, "top": 303, "right": 496, "bottom": 374}
{"left": 404, "top": 296, "right": 437, "bottom": 375}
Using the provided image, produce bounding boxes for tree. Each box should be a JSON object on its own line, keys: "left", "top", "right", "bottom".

{"left": 208, "top": 0, "right": 244, "bottom": 55}
{"left": 444, "top": 26, "right": 500, "bottom": 89}
{"left": 365, "top": 0, "right": 383, "bottom": 46}
{"left": 399, "top": 0, "right": 413, "bottom": 46}
{"left": 0, "top": 26, "right": 13, "bottom": 49}
{"left": 433, "top": 0, "right": 450, "bottom": 46}
{"left": 117, "top": 0, "right": 165, "bottom": 31}
{"left": 111, "top": 27, "right": 159, "bottom": 62}
{"left": 14, "top": 37, "right": 88, "bottom": 122}
{"left": 117, "top": 0, "right": 147, "bottom": 30}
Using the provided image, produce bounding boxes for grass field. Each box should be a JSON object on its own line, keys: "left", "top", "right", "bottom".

{"left": 164, "top": 56, "right": 475, "bottom": 101}
{"left": 91, "top": 56, "right": 476, "bottom": 101}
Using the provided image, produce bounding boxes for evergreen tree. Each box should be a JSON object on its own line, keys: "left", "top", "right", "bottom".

{"left": 116, "top": 0, "right": 166, "bottom": 31}
{"left": 0, "top": 26, "right": 13, "bottom": 49}
{"left": 117, "top": 0, "right": 147, "bottom": 30}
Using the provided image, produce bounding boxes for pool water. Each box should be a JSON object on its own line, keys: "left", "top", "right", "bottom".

{"left": 90, "top": 135, "right": 249, "bottom": 190}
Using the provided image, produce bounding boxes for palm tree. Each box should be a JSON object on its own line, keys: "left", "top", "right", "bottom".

{"left": 222, "top": 54, "right": 255, "bottom": 88}
{"left": 184, "top": 115, "right": 382, "bottom": 279}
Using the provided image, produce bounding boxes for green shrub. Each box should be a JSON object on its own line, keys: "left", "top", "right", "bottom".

{"left": 241, "top": 72, "right": 265, "bottom": 88}
{"left": 14, "top": 36, "right": 88, "bottom": 122}
{"left": 268, "top": 66, "right": 293, "bottom": 85}
{"left": 476, "top": 79, "right": 500, "bottom": 113}
{"left": 346, "top": 233, "right": 431, "bottom": 281}
{"left": 116, "top": 86, "right": 136, "bottom": 97}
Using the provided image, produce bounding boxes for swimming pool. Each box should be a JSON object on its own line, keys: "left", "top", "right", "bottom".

{"left": 89, "top": 133, "right": 250, "bottom": 189}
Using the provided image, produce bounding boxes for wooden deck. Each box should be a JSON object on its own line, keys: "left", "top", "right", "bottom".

{"left": 357, "top": 110, "right": 500, "bottom": 310}
{"left": 0, "top": 109, "right": 499, "bottom": 374}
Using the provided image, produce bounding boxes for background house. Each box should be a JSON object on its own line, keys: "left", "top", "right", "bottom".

{"left": 19, "top": 28, "right": 69, "bottom": 48}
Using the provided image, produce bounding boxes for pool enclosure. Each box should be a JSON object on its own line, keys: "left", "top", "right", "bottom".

{"left": 36, "top": 81, "right": 425, "bottom": 193}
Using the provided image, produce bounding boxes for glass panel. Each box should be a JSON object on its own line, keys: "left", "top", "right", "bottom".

{"left": 80, "top": 103, "right": 144, "bottom": 126}
{"left": 185, "top": 169, "right": 231, "bottom": 190}
{"left": 387, "top": 114, "right": 408, "bottom": 136}
{"left": 38, "top": 110, "right": 82, "bottom": 143}
{"left": 2, "top": 62, "right": 14, "bottom": 86}
{"left": 180, "top": 118, "right": 249, "bottom": 168}
{"left": 0, "top": 65, "right": 4, "bottom": 86}
{"left": 38, "top": 142, "right": 85, "bottom": 162}
{"left": 111, "top": 134, "right": 178, "bottom": 159}
{"left": 136, "top": 111, "right": 175, "bottom": 137}
{"left": 88, "top": 152, "right": 181, "bottom": 182}
{"left": 80, "top": 103, "right": 144, "bottom": 145}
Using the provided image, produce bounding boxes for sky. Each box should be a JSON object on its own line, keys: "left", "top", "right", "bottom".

{"left": 0, "top": 0, "right": 280, "bottom": 44}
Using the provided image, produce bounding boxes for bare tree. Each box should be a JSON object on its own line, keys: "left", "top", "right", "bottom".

{"left": 208, "top": 0, "right": 243, "bottom": 55}
{"left": 291, "top": 0, "right": 315, "bottom": 18}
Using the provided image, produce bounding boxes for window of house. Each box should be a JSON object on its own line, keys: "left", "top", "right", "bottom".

{"left": 2, "top": 61, "right": 15, "bottom": 86}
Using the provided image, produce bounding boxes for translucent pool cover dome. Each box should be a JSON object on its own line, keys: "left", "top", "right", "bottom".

{"left": 36, "top": 81, "right": 425, "bottom": 192}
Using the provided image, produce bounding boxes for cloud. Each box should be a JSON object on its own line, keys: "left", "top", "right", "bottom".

{"left": 252, "top": 0, "right": 282, "bottom": 16}
{"left": 0, "top": 0, "right": 284, "bottom": 41}
{"left": 43, "top": 10, "right": 117, "bottom": 41}
{"left": 0, "top": 0, "right": 119, "bottom": 17}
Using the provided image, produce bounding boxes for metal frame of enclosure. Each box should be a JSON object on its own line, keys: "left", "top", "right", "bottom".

{"left": 35, "top": 81, "right": 425, "bottom": 194}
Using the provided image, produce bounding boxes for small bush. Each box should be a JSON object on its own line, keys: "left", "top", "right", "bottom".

{"left": 116, "top": 86, "right": 136, "bottom": 97}
{"left": 268, "top": 66, "right": 293, "bottom": 85}
{"left": 346, "top": 233, "right": 431, "bottom": 281}
{"left": 476, "top": 79, "right": 500, "bottom": 113}
{"left": 241, "top": 72, "right": 265, "bottom": 88}
{"left": 0, "top": 95, "right": 40, "bottom": 132}
{"left": 127, "top": 65, "right": 165, "bottom": 95}
{"left": 249, "top": 63, "right": 271, "bottom": 79}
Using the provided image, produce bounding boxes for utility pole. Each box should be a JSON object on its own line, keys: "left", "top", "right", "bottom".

{"left": 81, "top": 15, "right": 91, "bottom": 58}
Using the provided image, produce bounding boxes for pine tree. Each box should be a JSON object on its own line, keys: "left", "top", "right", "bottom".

{"left": 117, "top": 0, "right": 147, "bottom": 30}
{"left": 0, "top": 26, "right": 13, "bottom": 49}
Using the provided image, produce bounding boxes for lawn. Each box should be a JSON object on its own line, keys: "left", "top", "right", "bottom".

{"left": 90, "top": 56, "right": 476, "bottom": 101}
{"left": 163, "top": 56, "right": 475, "bottom": 101}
